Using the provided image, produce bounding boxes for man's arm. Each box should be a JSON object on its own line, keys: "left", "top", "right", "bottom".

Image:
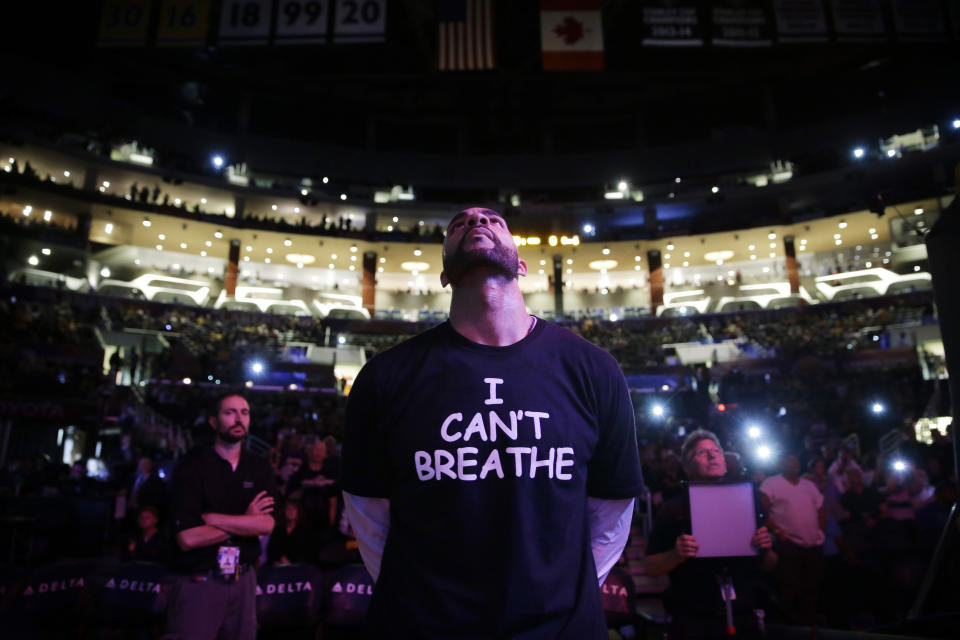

{"left": 343, "top": 492, "right": 390, "bottom": 582}
{"left": 176, "top": 525, "right": 230, "bottom": 551}
{"left": 202, "top": 513, "right": 275, "bottom": 537}
{"left": 643, "top": 534, "right": 699, "bottom": 576}
{"left": 589, "top": 497, "right": 634, "bottom": 585}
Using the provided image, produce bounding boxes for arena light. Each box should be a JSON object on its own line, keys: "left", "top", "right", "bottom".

{"left": 650, "top": 404, "right": 665, "bottom": 419}
{"left": 756, "top": 445, "right": 773, "bottom": 461}
{"left": 250, "top": 361, "right": 265, "bottom": 375}
{"left": 548, "top": 235, "right": 558, "bottom": 246}
{"left": 100, "top": 267, "right": 111, "bottom": 278}
{"left": 871, "top": 402, "right": 885, "bottom": 415}
{"left": 953, "top": 119, "right": 960, "bottom": 130}
{"left": 583, "top": 224, "right": 594, "bottom": 234}
{"left": 104, "top": 223, "right": 114, "bottom": 235}
{"left": 891, "top": 459, "right": 908, "bottom": 473}
{"left": 211, "top": 155, "right": 224, "bottom": 169}
{"left": 28, "top": 255, "right": 39, "bottom": 266}
{"left": 852, "top": 147, "right": 865, "bottom": 159}
{"left": 747, "top": 425, "right": 762, "bottom": 439}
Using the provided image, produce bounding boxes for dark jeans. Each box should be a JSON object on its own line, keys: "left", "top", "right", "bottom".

{"left": 776, "top": 539, "right": 824, "bottom": 625}
{"left": 166, "top": 570, "right": 257, "bottom": 640}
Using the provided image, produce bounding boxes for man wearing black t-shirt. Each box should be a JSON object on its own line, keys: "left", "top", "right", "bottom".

{"left": 341, "top": 207, "right": 644, "bottom": 639}
{"left": 167, "top": 393, "right": 276, "bottom": 640}
{"left": 645, "top": 430, "right": 776, "bottom": 639}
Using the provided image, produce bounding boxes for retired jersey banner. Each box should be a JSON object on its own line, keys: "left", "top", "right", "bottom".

{"left": 98, "top": 0, "right": 152, "bottom": 47}
{"left": 711, "top": 0, "right": 773, "bottom": 47}
{"left": 437, "top": 0, "right": 495, "bottom": 69}
{"left": 640, "top": 0, "right": 703, "bottom": 47}
{"left": 889, "top": 0, "right": 946, "bottom": 42}
{"left": 829, "top": 0, "right": 887, "bottom": 42}
{"left": 275, "top": 0, "right": 330, "bottom": 44}
{"left": 156, "top": 0, "right": 211, "bottom": 47}
{"left": 333, "top": 0, "right": 387, "bottom": 43}
{"left": 772, "top": 0, "right": 828, "bottom": 43}
{"left": 540, "top": 0, "right": 605, "bottom": 71}
{"left": 218, "top": 0, "right": 272, "bottom": 45}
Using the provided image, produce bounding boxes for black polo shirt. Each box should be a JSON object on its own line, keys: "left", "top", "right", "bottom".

{"left": 170, "top": 445, "right": 276, "bottom": 573}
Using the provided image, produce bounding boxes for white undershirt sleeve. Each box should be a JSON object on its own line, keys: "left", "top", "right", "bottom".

{"left": 343, "top": 491, "right": 390, "bottom": 582}
{"left": 588, "top": 497, "right": 635, "bottom": 586}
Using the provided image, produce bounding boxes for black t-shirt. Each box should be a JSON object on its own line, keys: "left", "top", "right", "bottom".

{"left": 341, "top": 320, "right": 644, "bottom": 639}
{"left": 645, "top": 496, "right": 764, "bottom": 617}
{"left": 841, "top": 487, "right": 883, "bottom": 521}
{"left": 170, "top": 446, "right": 276, "bottom": 572}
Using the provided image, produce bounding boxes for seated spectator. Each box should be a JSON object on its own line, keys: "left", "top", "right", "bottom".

{"left": 127, "top": 506, "right": 170, "bottom": 563}
{"left": 267, "top": 500, "right": 314, "bottom": 565}
{"left": 645, "top": 429, "right": 776, "bottom": 639}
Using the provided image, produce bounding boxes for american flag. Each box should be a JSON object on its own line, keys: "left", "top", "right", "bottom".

{"left": 437, "top": 0, "right": 496, "bottom": 71}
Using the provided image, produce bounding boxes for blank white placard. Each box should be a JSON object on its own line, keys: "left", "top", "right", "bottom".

{"left": 688, "top": 483, "right": 757, "bottom": 558}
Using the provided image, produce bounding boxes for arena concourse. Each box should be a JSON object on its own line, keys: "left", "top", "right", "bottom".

{"left": 1, "top": 2, "right": 959, "bottom": 638}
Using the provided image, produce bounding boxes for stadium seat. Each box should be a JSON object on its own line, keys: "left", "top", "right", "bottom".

{"left": 92, "top": 560, "right": 172, "bottom": 631}
{"left": 256, "top": 562, "right": 324, "bottom": 638}
{"left": 320, "top": 564, "right": 375, "bottom": 638}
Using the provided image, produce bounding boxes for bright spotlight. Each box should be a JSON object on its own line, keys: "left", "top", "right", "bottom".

{"left": 871, "top": 402, "right": 885, "bottom": 415}
{"left": 953, "top": 119, "right": 960, "bottom": 130}
{"left": 337, "top": 336, "right": 346, "bottom": 345}
{"left": 892, "top": 459, "right": 907, "bottom": 473}
{"left": 651, "top": 404, "right": 665, "bottom": 418}
{"left": 852, "top": 147, "right": 865, "bottom": 159}
{"left": 100, "top": 267, "right": 111, "bottom": 278}
{"left": 747, "top": 425, "right": 762, "bottom": 439}
{"left": 583, "top": 224, "right": 594, "bottom": 234}
{"left": 756, "top": 445, "right": 772, "bottom": 461}
{"left": 886, "top": 149, "right": 896, "bottom": 158}
{"left": 250, "top": 361, "right": 264, "bottom": 375}
{"left": 211, "top": 155, "right": 224, "bottom": 168}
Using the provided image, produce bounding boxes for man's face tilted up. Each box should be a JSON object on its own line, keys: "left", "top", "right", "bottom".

{"left": 211, "top": 394, "right": 251, "bottom": 444}
{"left": 684, "top": 438, "right": 727, "bottom": 482}
{"left": 440, "top": 207, "right": 526, "bottom": 287}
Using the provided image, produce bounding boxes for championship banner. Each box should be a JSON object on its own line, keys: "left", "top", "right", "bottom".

{"left": 437, "top": 0, "right": 496, "bottom": 70}
{"left": 217, "top": 0, "right": 272, "bottom": 45}
{"left": 711, "top": 0, "right": 773, "bottom": 47}
{"left": 640, "top": 0, "right": 703, "bottom": 47}
{"left": 951, "top": 1, "right": 960, "bottom": 40}
{"left": 275, "top": 0, "right": 330, "bottom": 44}
{"left": 97, "top": 0, "right": 152, "bottom": 47}
{"left": 540, "top": 0, "right": 605, "bottom": 71}
{"left": 889, "top": 0, "right": 946, "bottom": 42}
{"left": 332, "top": 0, "right": 387, "bottom": 43}
{"left": 829, "top": 0, "right": 887, "bottom": 42}
{"left": 772, "top": 0, "right": 828, "bottom": 43}
{"left": 156, "top": 0, "right": 211, "bottom": 47}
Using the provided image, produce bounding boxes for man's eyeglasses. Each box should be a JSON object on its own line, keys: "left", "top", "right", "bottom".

{"left": 691, "top": 447, "right": 723, "bottom": 460}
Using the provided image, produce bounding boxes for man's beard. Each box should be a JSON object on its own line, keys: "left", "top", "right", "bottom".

{"left": 218, "top": 424, "right": 247, "bottom": 444}
{"left": 442, "top": 235, "right": 518, "bottom": 285}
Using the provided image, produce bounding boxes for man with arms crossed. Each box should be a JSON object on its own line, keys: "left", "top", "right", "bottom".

{"left": 167, "top": 393, "right": 276, "bottom": 640}
{"left": 342, "top": 207, "right": 644, "bottom": 638}
{"left": 645, "top": 430, "right": 776, "bottom": 639}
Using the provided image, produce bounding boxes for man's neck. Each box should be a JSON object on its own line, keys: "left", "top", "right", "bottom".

{"left": 448, "top": 273, "right": 531, "bottom": 346}
{"left": 215, "top": 439, "right": 243, "bottom": 469}
{"left": 783, "top": 474, "right": 800, "bottom": 485}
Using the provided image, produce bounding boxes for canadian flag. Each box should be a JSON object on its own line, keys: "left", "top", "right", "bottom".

{"left": 540, "top": 0, "right": 605, "bottom": 71}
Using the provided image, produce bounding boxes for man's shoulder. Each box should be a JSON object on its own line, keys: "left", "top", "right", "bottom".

{"left": 363, "top": 323, "right": 450, "bottom": 369}
{"left": 537, "top": 321, "right": 621, "bottom": 368}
